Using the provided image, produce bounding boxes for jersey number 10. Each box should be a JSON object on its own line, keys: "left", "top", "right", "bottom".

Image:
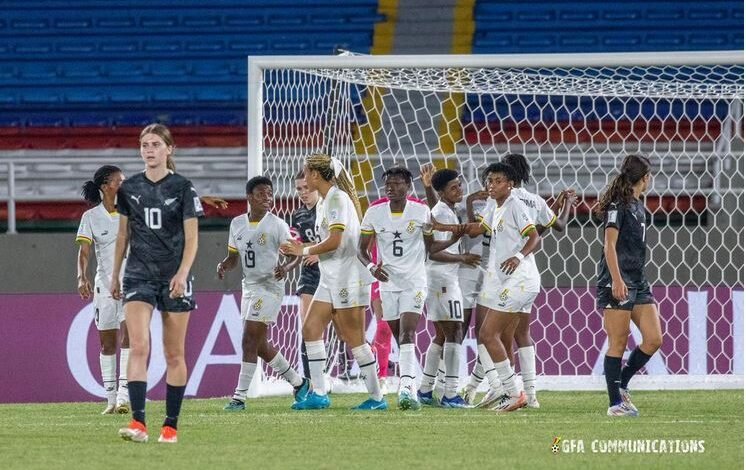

{"left": 144, "top": 208, "right": 162, "bottom": 229}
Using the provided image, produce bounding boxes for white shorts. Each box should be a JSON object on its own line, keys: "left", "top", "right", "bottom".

{"left": 241, "top": 289, "right": 284, "bottom": 323}
{"left": 313, "top": 284, "right": 371, "bottom": 309}
{"left": 425, "top": 284, "right": 464, "bottom": 322}
{"left": 478, "top": 277, "right": 539, "bottom": 314}
{"left": 380, "top": 288, "right": 426, "bottom": 321}
{"left": 94, "top": 291, "right": 124, "bottom": 331}
{"left": 458, "top": 276, "right": 481, "bottom": 310}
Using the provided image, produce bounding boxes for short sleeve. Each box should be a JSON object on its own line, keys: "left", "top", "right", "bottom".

{"left": 181, "top": 181, "right": 204, "bottom": 220}
{"left": 421, "top": 208, "right": 433, "bottom": 236}
{"left": 478, "top": 200, "right": 495, "bottom": 233}
{"left": 117, "top": 187, "right": 131, "bottom": 217}
{"left": 511, "top": 202, "right": 536, "bottom": 238}
{"left": 431, "top": 205, "right": 451, "bottom": 242}
{"left": 360, "top": 209, "right": 375, "bottom": 235}
{"left": 278, "top": 219, "right": 293, "bottom": 245}
{"left": 605, "top": 202, "right": 624, "bottom": 230}
{"left": 326, "top": 190, "right": 349, "bottom": 231}
{"left": 538, "top": 198, "right": 557, "bottom": 228}
{"left": 227, "top": 221, "right": 238, "bottom": 253}
{"left": 76, "top": 212, "right": 93, "bottom": 245}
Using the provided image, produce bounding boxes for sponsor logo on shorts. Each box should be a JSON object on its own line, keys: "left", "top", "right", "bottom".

{"left": 339, "top": 288, "right": 349, "bottom": 304}
{"left": 125, "top": 291, "right": 137, "bottom": 299}
{"left": 499, "top": 289, "right": 509, "bottom": 301}
{"left": 414, "top": 291, "right": 424, "bottom": 308}
{"left": 252, "top": 298, "right": 263, "bottom": 311}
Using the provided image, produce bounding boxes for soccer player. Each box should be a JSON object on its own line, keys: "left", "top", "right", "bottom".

{"left": 111, "top": 123, "right": 203, "bottom": 443}
{"left": 358, "top": 166, "right": 451, "bottom": 410}
{"left": 219, "top": 176, "right": 309, "bottom": 411}
{"left": 475, "top": 162, "right": 541, "bottom": 412}
{"left": 596, "top": 154, "right": 662, "bottom": 417}
{"left": 499, "top": 153, "right": 577, "bottom": 408}
{"left": 280, "top": 153, "right": 385, "bottom": 410}
{"left": 290, "top": 171, "right": 321, "bottom": 379}
{"left": 369, "top": 244, "right": 394, "bottom": 394}
{"left": 76, "top": 165, "right": 130, "bottom": 414}
{"left": 418, "top": 168, "right": 480, "bottom": 408}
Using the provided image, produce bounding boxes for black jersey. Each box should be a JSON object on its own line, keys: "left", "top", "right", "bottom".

{"left": 117, "top": 171, "right": 203, "bottom": 282}
{"left": 597, "top": 199, "right": 648, "bottom": 288}
{"left": 290, "top": 203, "right": 320, "bottom": 289}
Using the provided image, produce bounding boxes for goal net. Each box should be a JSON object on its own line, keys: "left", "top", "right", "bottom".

{"left": 247, "top": 52, "right": 744, "bottom": 395}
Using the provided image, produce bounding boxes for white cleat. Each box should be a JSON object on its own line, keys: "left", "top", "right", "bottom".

{"left": 620, "top": 388, "right": 638, "bottom": 413}
{"left": 607, "top": 403, "right": 639, "bottom": 417}
{"left": 101, "top": 403, "right": 116, "bottom": 415}
{"left": 459, "top": 385, "right": 477, "bottom": 406}
{"left": 475, "top": 388, "right": 502, "bottom": 409}
{"left": 490, "top": 391, "right": 527, "bottom": 413}
{"left": 525, "top": 394, "right": 540, "bottom": 409}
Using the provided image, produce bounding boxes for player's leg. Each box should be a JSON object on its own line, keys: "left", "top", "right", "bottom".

{"left": 98, "top": 328, "right": 118, "bottom": 414}
{"left": 298, "top": 291, "right": 314, "bottom": 379}
{"left": 225, "top": 319, "right": 261, "bottom": 410}
{"left": 371, "top": 283, "right": 392, "bottom": 391}
{"left": 477, "top": 310, "right": 526, "bottom": 412}
{"left": 118, "top": 296, "right": 154, "bottom": 443}
{"left": 158, "top": 309, "right": 191, "bottom": 443}
{"left": 292, "top": 287, "right": 334, "bottom": 410}
{"left": 620, "top": 302, "right": 662, "bottom": 412}
{"left": 514, "top": 314, "right": 539, "bottom": 408}
{"left": 116, "top": 303, "right": 131, "bottom": 413}
{"left": 463, "top": 303, "right": 489, "bottom": 404}
{"left": 439, "top": 319, "right": 468, "bottom": 408}
{"left": 418, "top": 322, "right": 444, "bottom": 405}
{"left": 393, "top": 288, "right": 426, "bottom": 410}
{"left": 602, "top": 307, "right": 636, "bottom": 416}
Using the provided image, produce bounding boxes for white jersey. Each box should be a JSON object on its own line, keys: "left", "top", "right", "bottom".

{"left": 481, "top": 193, "right": 540, "bottom": 291}
{"left": 76, "top": 204, "right": 123, "bottom": 291}
{"left": 316, "top": 186, "right": 374, "bottom": 289}
{"left": 361, "top": 197, "right": 432, "bottom": 291}
{"left": 456, "top": 198, "right": 490, "bottom": 282}
{"left": 228, "top": 212, "right": 292, "bottom": 294}
{"left": 512, "top": 187, "right": 557, "bottom": 229}
{"left": 427, "top": 201, "right": 462, "bottom": 287}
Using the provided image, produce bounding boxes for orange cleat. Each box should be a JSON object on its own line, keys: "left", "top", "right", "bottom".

{"left": 158, "top": 425, "right": 178, "bottom": 444}
{"left": 118, "top": 420, "right": 148, "bottom": 443}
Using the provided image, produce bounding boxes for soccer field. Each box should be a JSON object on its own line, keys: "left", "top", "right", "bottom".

{"left": 2, "top": 390, "right": 742, "bottom": 469}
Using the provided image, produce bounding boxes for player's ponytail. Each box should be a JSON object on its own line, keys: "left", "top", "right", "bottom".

{"left": 595, "top": 154, "right": 651, "bottom": 217}
{"left": 305, "top": 153, "right": 363, "bottom": 220}
{"left": 81, "top": 165, "right": 122, "bottom": 205}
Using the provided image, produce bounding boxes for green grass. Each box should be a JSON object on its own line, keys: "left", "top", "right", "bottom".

{"left": 1, "top": 391, "right": 742, "bottom": 470}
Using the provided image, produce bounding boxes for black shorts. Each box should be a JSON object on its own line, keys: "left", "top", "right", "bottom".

{"left": 295, "top": 279, "right": 319, "bottom": 296}
{"left": 122, "top": 277, "right": 196, "bottom": 313}
{"left": 596, "top": 282, "right": 655, "bottom": 311}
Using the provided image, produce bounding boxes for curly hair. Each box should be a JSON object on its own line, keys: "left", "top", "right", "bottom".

{"left": 81, "top": 165, "right": 122, "bottom": 205}
{"left": 501, "top": 153, "right": 531, "bottom": 185}
{"left": 595, "top": 154, "right": 651, "bottom": 217}
{"left": 381, "top": 165, "right": 413, "bottom": 184}
{"left": 305, "top": 153, "right": 362, "bottom": 220}
{"left": 431, "top": 168, "right": 459, "bottom": 192}
{"left": 482, "top": 162, "right": 519, "bottom": 185}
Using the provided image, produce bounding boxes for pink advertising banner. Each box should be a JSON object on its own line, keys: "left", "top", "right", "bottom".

{"left": 0, "top": 287, "right": 741, "bottom": 403}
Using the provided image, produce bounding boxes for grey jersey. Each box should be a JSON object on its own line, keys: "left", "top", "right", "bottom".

{"left": 117, "top": 171, "right": 203, "bottom": 282}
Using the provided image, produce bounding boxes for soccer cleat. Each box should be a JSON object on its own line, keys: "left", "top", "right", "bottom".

{"left": 398, "top": 390, "right": 421, "bottom": 411}
{"left": 291, "top": 392, "right": 330, "bottom": 410}
{"left": 119, "top": 420, "right": 148, "bottom": 443}
{"left": 417, "top": 390, "right": 434, "bottom": 406}
{"left": 101, "top": 403, "right": 116, "bottom": 415}
{"left": 459, "top": 385, "right": 478, "bottom": 406}
{"left": 352, "top": 398, "right": 388, "bottom": 411}
{"left": 440, "top": 394, "right": 469, "bottom": 409}
{"left": 525, "top": 394, "right": 540, "bottom": 409}
{"left": 223, "top": 399, "right": 246, "bottom": 411}
{"left": 115, "top": 400, "right": 130, "bottom": 415}
{"left": 293, "top": 378, "right": 311, "bottom": 403}
{"left": 491, "top": 391, "right": 527, "bottom": 413}
{"left": 620, "top": 388, "right": 638, "bottom": 413}
{"left": 475, "top": 388, "right": 502, "bottom": 409}
{"left": 157, "top": 425, "right": 178, "bottom": 444}
{"left": 607, "top": 402, "right": 639, "bottom": 417}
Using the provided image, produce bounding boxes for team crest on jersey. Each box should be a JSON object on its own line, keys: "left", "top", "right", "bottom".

{"left": 252, "top": 298, "right": 263, "bottom": 311}
{"left": 320, "top": 217, "right": 328, "bottom": 230}
{"left": 406, "top": 221, "right": 417, "bottom": 234}
{"left": 496, "top": 218, "right": 505, "bottom": 233}
{"left": 499, "top": 289, "right": 509, "bottom": 301}
{"left": 257, "top": 233, "right": 267, "bottom": 246}
{"left": 414, "top": 291, "right": 424, "bottom": 308}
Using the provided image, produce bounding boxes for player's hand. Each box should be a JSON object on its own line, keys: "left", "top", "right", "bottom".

{"left": 274, "top": 264, "right": 288, "bottom": 280}
{"left": 303, "top": 254, "right": 320, "bottom": 266}
{"left": 420, "top": 163, "right": 435, "bottom": 188}
{"left": 169, "top": 272, "right": 188, "bottom": 299}
{"left": 200, "top": 196, "right": 229, "bottom": 209}
{"left": 369, "top": 262, "right": 389, "bottom": 282}
{"left": 460, "top": 253, "right": 481, "bottom": 267}
{"left": 560, "top": 189, "right": 578, "bottom": 207}
{"left": 78, "top": 277, "right": 92, "bottom": 300}
{"left": 467, "top": 190, "right": 489, "bottom": 202}
{"left": 110, "top": 277, "right": 122, "bottom": 300}
{"left": 611, "top": 279, "right": 629, "bottom": 302}
{"left": 500, "top": 257, "right": 521, "bottom": 275}
{"left": 280, "top": 239, "right": 303, "bottom": 257}
{"left": 217, "top": 262, "right": 227, "bottom": 280}
{"left": 450, "top": 224, "right": 468, "bottom": 240}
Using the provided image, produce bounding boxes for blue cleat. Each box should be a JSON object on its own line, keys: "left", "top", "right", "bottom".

{"left": 440, "top": 394, "right": 469, "bottom": 408}
{"left": 352, "top": 398, "right": 388, "bottom": 411}
{"left": 293, "top": 378, "right": 311, "bottom": 403}
{"left": 223, "top": 399, "right": 246, "bottom": 411}
{"left": 291, "top": 392, "right": 330, "bottom": 410}
{"left": 398, "top": 390, "right": 421, "bottom": 411}
{"left": 417, "top": 390, "right": 434, "bottom": 406}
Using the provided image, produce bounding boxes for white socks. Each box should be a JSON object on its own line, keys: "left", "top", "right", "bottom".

{"left": 518, "top": 346, "right": 536, "bottom": 396}
{"left": 268, "top": 352, "right": 303, "bottom": 388}
{"left": 468, "top": 358, "right": 484, "bottom": 389}
{"left": 352, "top": 344, "right": 383, "bottom": 401}
{"left": 443, "top": 343, "right": 461, "bottom": 398}
{"left": 398, "top": 343, "right": 417, "bottom": 393}
{"left": 495, "top": 359, "right": 519, "bottom": 396}
{"left": 117, "top": 348, "right": 130, "bottom": 403}
{"left": 419, "top": 343, "right": 442, "bottom": 393}
{"left": 233, "top": 362, "right": 257, "bottom": 401}
{"left": 305, "top": 340, "right": 328, "bottom": 396}
{"left": 100, "top": 353, "right": 117, "bottom": 405}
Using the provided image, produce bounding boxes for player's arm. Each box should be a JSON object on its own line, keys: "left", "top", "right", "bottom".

{"left": 200, "top": 195, "right": 228, "bottom": 209}
{"left": 275, "top": 249, "right": 302, "bottom": 280}
{"left": 430, "top": 218, "right": 484, "bottom": 237}
{"left": 465, "top": 190, "right": 488, "bottom": 222}
{"left": 420, "top": 164, "right": 438, "bottom": 209}
{"left": 357, "top": 231, "right": 389, "bottom": 282}
{"left": 76, "top": 240, "right": 92, "bottom": 300}
{"left": 281, "top": 227, "right": 343, "bottom": 257}
{"left": 216, "top": 247, "right": 240, "bottom": 280}
{"left": 604, "top": 226, "right": 628, "bottom": 302}
{"left": 169, "top": 217, "right": 199, "bottom": 299}
{"left": 110, "top": 214, "right": 129, "bottom": 300}
{"left": 429, "top": 249, "right": 481, "bottom": 267}
{"left": 499, "top": 207, "right": 540, "bottom": 275}
{"left": 537, "top": 190, "right": 577, "bottom": 235}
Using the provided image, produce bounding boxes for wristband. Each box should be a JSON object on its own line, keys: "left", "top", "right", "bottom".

{"left": 302, "top": 246, "right": 311, "bottom": 256}
{"left": 366, "top": 262, "right": 376, "bottom": 271}
{"left": 514, "top": 252, "right": 525, "bottom": 261}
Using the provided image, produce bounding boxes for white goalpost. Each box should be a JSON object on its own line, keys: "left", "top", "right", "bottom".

{"left": 246, "top": 51, "right": 744, "bottom": 396}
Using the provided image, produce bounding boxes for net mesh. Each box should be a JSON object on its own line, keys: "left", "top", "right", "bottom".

{"left": 256, "top": 58, "right": 744, "bottom": 391}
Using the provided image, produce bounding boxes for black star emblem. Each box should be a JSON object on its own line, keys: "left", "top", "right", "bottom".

{"left": 246, "top": 241, "right": 253, "bottom": 249}
{"left": 393, "top": 230, "right": 402, "bottom": 239}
